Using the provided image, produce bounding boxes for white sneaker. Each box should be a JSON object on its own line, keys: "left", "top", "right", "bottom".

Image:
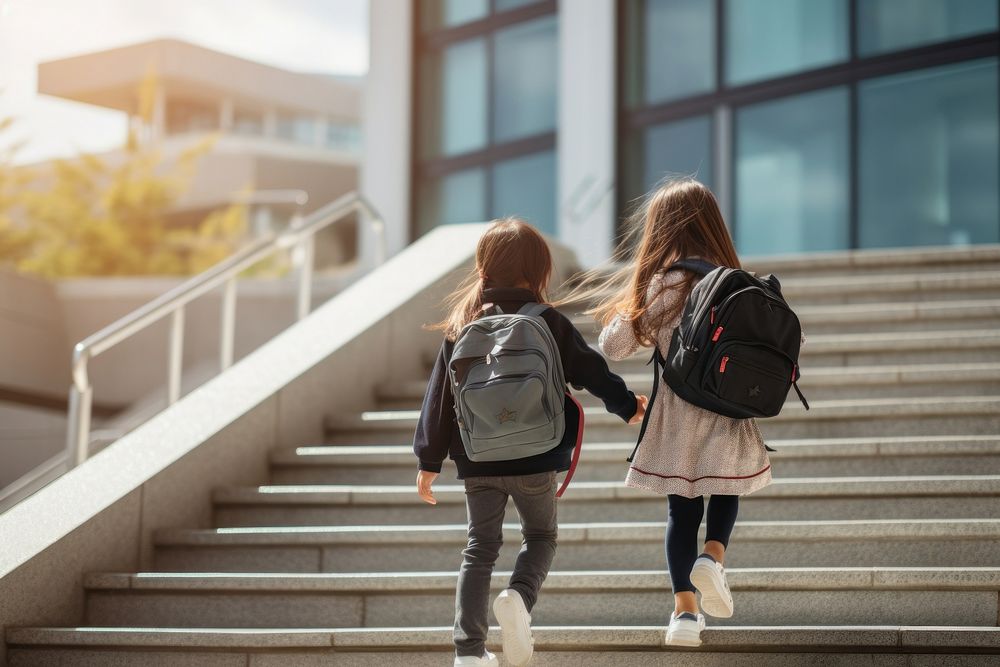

{"left": 454, "top": 649, "right": 499, "bottom": 666}
{"left": 492, "top": 588, "right": 534, "bottom": 666}
{"left": 689, "top": 554, "right": 734, "bottom": 618}
{"left": 665, "top": 611, "right": 706, "bottom": 647}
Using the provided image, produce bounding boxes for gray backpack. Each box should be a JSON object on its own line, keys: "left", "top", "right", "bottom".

{"left": 448, "top": 303, "right": 566, "bottom": 462}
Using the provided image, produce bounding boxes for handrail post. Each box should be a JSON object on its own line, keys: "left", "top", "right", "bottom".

{"left": 220, "top": 278, "right": 237, "bottom": 370}
{"left": 66, "top": 383, "right": 92, "bottom": 467}
{"left": 291, "top": 210, "right": 314, "bottom": 321}
{"left": 168, "top": 308, "right": 185, "bottom": 405}
{"left": 371, "top": 215, "right": 387, "bottom": 267}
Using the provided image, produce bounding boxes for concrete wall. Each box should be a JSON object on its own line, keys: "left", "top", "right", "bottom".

{"left": 361, "top": 0, "right": 414, "bottom": 261}
{"left": 0, "top": 271, "right": 70, "bottom": 399}
{"left": 558, "top": 0, "right": 617, "bottom": 267}
{"left": 0, "top": 224, "right": 577, "bottom": 665}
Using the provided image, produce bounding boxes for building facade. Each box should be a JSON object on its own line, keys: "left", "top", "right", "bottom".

{"left": 363, "top": 0, "right": 999, "bottom": 266}
{"left": 38, "top": 39, "right": 363, "bottom": 263}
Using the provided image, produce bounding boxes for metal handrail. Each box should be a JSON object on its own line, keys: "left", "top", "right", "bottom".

{"left": 64, "top": 191, "right": 385, "bottom": 468}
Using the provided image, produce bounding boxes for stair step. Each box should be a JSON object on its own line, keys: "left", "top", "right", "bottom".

{"left": 424, "top": 328, "right": 1000, "bottom": 370}
{"left": 153, "top": 519, "right": 1000, "bottom": 573}
{"left": 212, "top": 475, "right": 1000, "bottom": 527}
{"left": 7, "top": 626, "right": 1000, "bottom": 666}
{"left": 377, "top": 362, "right": 1000, "bottom": 410}
{"left": 324, "top": 397, "right": 1000, "bottom": 443}
{"left": 568, "top": 299, "right": 1000, "bottom": 336}
{"left": 269, "top": 436, "right": 1000, "bottom": 484}
{"left": 740, "top": 244, "right": 1000, "bottom": 276}
{"left": 80, "top": 568, "right": 1000, "bottom": 628}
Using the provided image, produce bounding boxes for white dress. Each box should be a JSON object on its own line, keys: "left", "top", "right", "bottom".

{"left": 599, "top": 270, "right": 772, "bottom": 498}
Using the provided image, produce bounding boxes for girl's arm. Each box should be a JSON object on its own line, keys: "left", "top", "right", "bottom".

{"left": 543, "top": 310, "right": 638, "bottom": 422}
{"left": 412, "top": 340, "right": 454, "bottom": 473}
{"left": 598, "top": 315, "right": 639, "bottom": 361}
{"left": 599, "top": 271, "right": 686, "bottom": 361}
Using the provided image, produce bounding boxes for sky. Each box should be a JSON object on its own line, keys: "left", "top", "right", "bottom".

{"left": 0, "top": 0, "right": 369, "bottom": 165}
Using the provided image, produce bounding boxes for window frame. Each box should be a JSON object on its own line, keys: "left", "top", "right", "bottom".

{"left": 410, "top": 0, "right": 559, "bottom": 240}
{"left": 616, "top": 0, "right": 1000, "bottom": 248}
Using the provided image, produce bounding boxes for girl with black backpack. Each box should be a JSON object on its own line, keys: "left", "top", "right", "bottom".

{"left": 413, "top": 218, "right": 647, "bottom": 666}
{"left": 593, "top": 179, "right": 773, "bottom": 647}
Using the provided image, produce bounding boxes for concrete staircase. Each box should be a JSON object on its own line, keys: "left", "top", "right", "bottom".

{"left": 7, "top": 246, "right": 1000, "bottom": 665}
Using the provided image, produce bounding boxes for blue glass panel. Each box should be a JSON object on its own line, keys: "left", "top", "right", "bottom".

{"left": 858, "top": 0, "right": 998, "bottom": 55}
{"left": 736, "top": 88, "right": 850, "bottom": 255}
{"left": 644, "top": 0, "right": 715, "bottom": 104}
{"left": 726, "top": 0, "right": 849, "bottom": 85}
{"left": 859, "top": 59, "right": 999, "bottom": 248}
{"left": 493, "top": 16, "right": 558, "bottom": 143}
{"left": 492, "top": 151, "right": 557, "bottom": 235}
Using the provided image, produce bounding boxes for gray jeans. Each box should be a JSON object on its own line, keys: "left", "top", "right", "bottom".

{"left": 454, "top": 471, "right": 558, "bottom": 657}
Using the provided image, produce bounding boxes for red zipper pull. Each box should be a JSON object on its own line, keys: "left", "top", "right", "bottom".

{"left": 710, "top": 307, "right": 716, "bottom": 324}
{"left": 720, "top": 356, "right": 729, "bottom": 373}
{"left": 712, "top": 326, "right": 724, "bottom": 342}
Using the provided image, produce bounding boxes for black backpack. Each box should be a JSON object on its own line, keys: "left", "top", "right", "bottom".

{"left": 653, "top": 258, "right": 809, "bottom": 420}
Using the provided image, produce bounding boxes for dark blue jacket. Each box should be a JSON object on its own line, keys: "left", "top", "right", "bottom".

{"left": 413, "top": 287, "right": 638, "bottom": 478}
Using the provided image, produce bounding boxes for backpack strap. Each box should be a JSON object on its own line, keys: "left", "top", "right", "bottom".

{"left": 627, "top": 347, "right": 663, "bottom": 463}
{"left": 517, "top": 302, "right": 550, "bottom": 318}
{"left": 669, "top": 258, "right": 717, "bottom": 277}
{"left": 556, "top": 393, "right": 585, "bottom": 499}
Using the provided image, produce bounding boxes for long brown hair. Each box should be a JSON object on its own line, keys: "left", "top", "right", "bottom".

{"left": 433, "top": 217, "right": 553, "bottom": 341}
{"left": 583, "top": 178, "right": 741, "bottom": 346}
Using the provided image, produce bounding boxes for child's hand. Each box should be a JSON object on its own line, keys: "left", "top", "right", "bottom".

{"left": 416, "top": 470, "right": 439, "bottom": 505}
{"left": 628, "top": 395, "right": 649, "bottom": 425}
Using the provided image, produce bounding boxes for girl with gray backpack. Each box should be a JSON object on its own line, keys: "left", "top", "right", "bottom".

{"left": 413, "top": 218, "right": 647, "bottom": 666}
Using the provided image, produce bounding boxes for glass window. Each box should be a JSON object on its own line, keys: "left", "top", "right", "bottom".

{"left": 493, "top": 16, "right": 558, "bottom": 143}
{"left": 859, "top": 59, "right": 999, "bottom": 248}
{"left": 326, "top": 121, "right": 361, "bottom": 152}
{"left": 232, "top": 109, "right": 263, "bottom": 137}
{"left": 725, "top": 0, "right": 849, "bottom": 86}
{"left": 645, "top": 115, "right": 714, "bottom": 192}
{"left": 496, "top": 0, "right": 544, "bottom": 11}
{"left": 735, "top": 87, "right": 850, "bottom": 255}
{"left": 858, "top": 0, "right": 998, "bottom": 55}
{"left": 419, "top": 38, "right": 489, "bottom": 158}
{"left": 275, "top": 113, "right": 317, "bottom": 144}
{"left": 492, "top": 151, "right": 557, "bottom": 235}
{"left": 420, "top": 0, "right": 488, "bottom": 31}
{"left": 643, "top": 0, "right": 716, "bottom": 104}
{"left": 417, "top": 168, "right": 488, "bottom": 236}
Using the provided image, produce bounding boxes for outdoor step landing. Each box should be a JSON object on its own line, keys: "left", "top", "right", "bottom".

{"left": 377, "top": 362, "right": 1000, "bottom": 408}
{"left": 80, "top": 568, "right": 1000, "bottom": 629}
{"left": 7, "top": 625, "right": 1000, "bottom": 661}
{"left": 421, "top": 328, "right": 1000, "bottom": 370}
{"left": 211, "top": 476, "right": 1000, "bottom": 526}
{"left": 269, "top": 436, "right": 1000, "bottom": 483}
{"left": 324, "top": 396, "right": 1000, "bottom": 441}
{"left": 151, "top": 518, "right": 1000, "bottom": 572}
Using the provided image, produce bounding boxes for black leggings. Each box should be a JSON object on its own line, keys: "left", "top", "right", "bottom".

{"left": 666, "top": 494, "right": 739, "bottom": 594}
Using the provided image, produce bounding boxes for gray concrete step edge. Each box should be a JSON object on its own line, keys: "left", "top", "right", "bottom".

{"left": 212, "top": 475, "right": 1000, "bottom": 506}
{"left": 573, "top": 272, "right": 1000, "bottom": 300}
{"left": 154, "top": 518, "right": 1000, "bottom": 547}
{"left": 377, "top": 363, "right": 1000, "bottom": 401}
{"left": 419, "top": 330, "right": 1000, "bottom": 368}
{"left": 270, "top": 436, "right": 1000, "bottom": 467}
{"left": 327, "top": 396, "right": 1000, "bottom": 431}
{"left": 7, "top": 625, "right": 1000, "bottom": 651}
{"left": 80, "top": 567, "right": 1000, "bottom": 592}
{"left": 565, "top": 299, "right": 1000, "bottom": 329}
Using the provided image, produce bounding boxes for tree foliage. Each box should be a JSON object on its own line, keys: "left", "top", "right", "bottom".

{"left": 0, "top": 74, "right": 251, "bottom": 278}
